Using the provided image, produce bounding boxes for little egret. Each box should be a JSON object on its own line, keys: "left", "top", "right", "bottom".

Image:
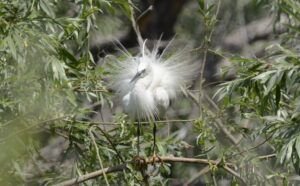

{"left": 111, "top": 39, "right": 198, "bottom": 156}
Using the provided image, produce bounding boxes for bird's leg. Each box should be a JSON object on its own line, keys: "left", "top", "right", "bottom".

{"left": 152, "top": 121, "right": 157, "bottom": 156}
{"left": 133, "top": 120, "right": 146, "bottom": 169}
{"left": 137, "top": 120, "right": 141, "bottom": 156}
{"left": 150, "top": 121, "right": 162, "bottom": 164}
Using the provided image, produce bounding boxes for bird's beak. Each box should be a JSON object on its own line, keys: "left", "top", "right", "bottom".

{"left": 130, "top": 72, "right": 142, "bottom": 83}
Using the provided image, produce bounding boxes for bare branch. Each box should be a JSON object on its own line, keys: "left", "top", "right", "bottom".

{"left": 63, "top": 118, "right": 197, "bottom": 126}
{"left": 258, "top": 153, "right": 276, "bottom": 160}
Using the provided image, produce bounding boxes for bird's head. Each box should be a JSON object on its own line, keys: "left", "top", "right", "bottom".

{"left": 130, "top": 56, "right": 153, "bottom": 83}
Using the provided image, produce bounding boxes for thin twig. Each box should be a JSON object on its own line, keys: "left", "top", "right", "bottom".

{"left": 186, "top": 90, "right": 200, "bottom": 107}
{"left": 63, "top": 118, "right": 197, "bottom": 126}
{"left": 202, "top": 93, "right": 241, "bottom": 147}
{"left": 198, "top": 0, "right": 222, "bottom": 116}
{"left": 231, "top": 135, "right": 273, "bottom": 157}
{"left": 214, "top": 119, "right": 240, "bottom": 146}
{"left": 187, "top": 165, "right": 211, "bottom": 185}
{"left": 258, "top": 153, "right": 276, "bottom": 160}
{"left": 74, "top": 89, "right": 109, "bottom": 93}
{"left": 136, "top": 4, "right": 153, "bottom": 22}
{"left": 94, "top": 126, "right": 125, "bottom": 163}
{"left": 89, "top": 126, "right": 110, "bottom": 186}
{"left": 223, "top": 165, "right": 246, "bottom": 185}
{"left": 55, "top": 164, "right": 126, "bottom": 186}
{"left": 128, "top": 0, "right": 140, "bottom": 43}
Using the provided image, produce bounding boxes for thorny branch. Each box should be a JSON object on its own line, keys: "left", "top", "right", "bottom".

{"left": 55, "top": 156, "right": 241, "bottom": 186}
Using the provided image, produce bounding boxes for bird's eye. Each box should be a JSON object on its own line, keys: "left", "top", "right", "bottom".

{"left": 140, "top": 69, "right": 146, "bottom": 74}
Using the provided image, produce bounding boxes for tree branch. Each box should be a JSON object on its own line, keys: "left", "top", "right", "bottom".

{"left": 55, "top": 164, "right": 126, "bottom": 186}
{"left": 63, "top": 118, "right": 197, "bottom": 126}
{"left": 54, "top": 156, "right": 236, "bottom": 186}
{"left": 223, "top": 165, "right": 246, "bottom": 185}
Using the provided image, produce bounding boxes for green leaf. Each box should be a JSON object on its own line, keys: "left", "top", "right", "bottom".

{"left": 58, "top": 47, "right": 78, "bottom": 64}
{"left": 264, "top": 74, "right": 277, "bottom": 96}
{"left": 279, "top": 145, "right": 288, "bottom": 164}
{"left": 49, "top": 56, "right": 67, "bottom": 81}
{"left": 253, "top": 70, "right": 276, "bottom": 82}
{"left": 39, "top": 0, "right": 55, "bottom": 18}
{"left": 295, "top": 136, "right": 300, "bottom": 159}
{"left": 6, "top": 35, "right": 17, "bottom": 60}
{"left": 285, "top": 139, "right": 295, "bottom": 162}
{"left": 198, "top": 0, "right": 205, "bottom": 10}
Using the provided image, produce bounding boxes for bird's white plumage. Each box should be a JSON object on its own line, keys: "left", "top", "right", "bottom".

{"left": 110, "top": 40, "right": 198, "bottom": 121}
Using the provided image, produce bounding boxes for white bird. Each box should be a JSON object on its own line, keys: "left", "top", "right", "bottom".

{"left": 110, "top": 39, "right": 198, "bottom": 155}
{"left": 111, "top": 40, "right": 198, "bottom": 121}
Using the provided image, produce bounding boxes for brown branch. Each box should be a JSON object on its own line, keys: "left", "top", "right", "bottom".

{"left": 187, "top": 158, "right": 222, "bottom": 185}
{"left": 63, "top": 118, "right": 197, "bottom": 126}
{"left": 73, "top": 88, "right": 110, "bottom": 93}
{"left": 214, "top": 119, "right": 240, "bottom": 145}
{"left": 258, "top": 153, "right": 276, "bottom": 160}
{"left": 55, "top": 164, "right": 126, "bottom": 186}
{"left": 55, "top": 156, "right": 237, "bottom": 186}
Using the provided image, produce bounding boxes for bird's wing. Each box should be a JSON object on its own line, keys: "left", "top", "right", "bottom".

{"left": 122, "top": 86, "right": 158, "bottom": 121}
{"left": 153, "top": 87, "right": 170, "bottom": 109}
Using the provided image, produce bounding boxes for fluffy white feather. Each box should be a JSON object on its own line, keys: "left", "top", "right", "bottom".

{"left": 110, "top": 40, "right": 199, "bottom": 121}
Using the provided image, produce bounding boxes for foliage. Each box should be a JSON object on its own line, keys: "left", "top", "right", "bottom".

{"left": 1, "top": 0, "right": 300, "bottom": 185}
{"left": 0, "top": 0, "right": 129, "bottom": 184}
{"left": 215, "top": 0, "right": 300, "bottom": 182}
